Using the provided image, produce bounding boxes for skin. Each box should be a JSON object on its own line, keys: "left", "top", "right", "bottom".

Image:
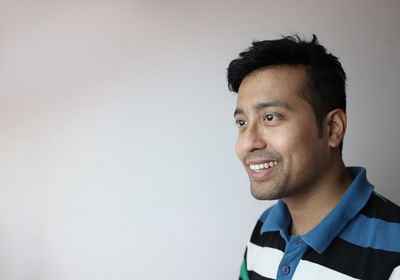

{"left": 234, "top": 65, "right": 353, "bottom": 235}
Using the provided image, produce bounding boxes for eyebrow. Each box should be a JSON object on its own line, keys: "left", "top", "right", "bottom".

{"left": 234, "top": 101, "right": 291, "bottom": 117}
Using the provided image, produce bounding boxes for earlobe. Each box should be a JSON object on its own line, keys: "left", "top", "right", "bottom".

{"left": 326, "top": 109, "right": 347, "bottom": 148}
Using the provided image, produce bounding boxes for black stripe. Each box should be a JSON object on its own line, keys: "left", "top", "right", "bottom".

{"left": 302, "top": 237, "right": 400, "bottom": 280}
{"left": 360, "top": 192, "right": 400, "bottom": 223}
{"left": 249, "top": 221, "right": 286, "bottom": 252}
{"left": 248, "top": 270, "right": 275, "bottom": 280}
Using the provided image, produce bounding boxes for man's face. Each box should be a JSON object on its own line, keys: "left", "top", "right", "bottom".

{"left": 234, "top": 66, "right": 330, "bottom": 201}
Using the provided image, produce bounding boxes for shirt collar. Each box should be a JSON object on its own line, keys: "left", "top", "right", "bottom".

{"left": 260, "top": 167, "right": 374, "bottom": 254}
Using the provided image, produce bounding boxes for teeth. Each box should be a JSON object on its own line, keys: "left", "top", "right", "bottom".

{"left": 249, "top": 161, "right": 278, "bottom": 171}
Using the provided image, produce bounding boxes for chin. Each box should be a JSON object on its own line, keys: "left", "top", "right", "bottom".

{"left": 250, "top": 185, "right": 281, "bottom": 201}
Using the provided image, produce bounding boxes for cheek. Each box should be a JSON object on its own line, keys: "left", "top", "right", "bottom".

{"left": 273, "top": 127, "right": 317, "bottom": 156}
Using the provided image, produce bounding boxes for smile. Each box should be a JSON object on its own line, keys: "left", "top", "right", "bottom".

{"left": 249, "top": 161, "right": 278, "bottom": 172}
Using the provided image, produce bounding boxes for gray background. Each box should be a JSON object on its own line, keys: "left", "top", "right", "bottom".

{"left": 1, "top": 0, "right": 399, "bottom": 279}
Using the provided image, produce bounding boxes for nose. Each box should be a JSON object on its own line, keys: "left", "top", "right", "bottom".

{"left": 240, "top": 123, "right": 267, "bottom": 153}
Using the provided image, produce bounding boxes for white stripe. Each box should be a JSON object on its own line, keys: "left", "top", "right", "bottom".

{"left": 293, "top": 259, "right": 360, "bottom": 280}
{"left": 389, "top": 265, "right": 400, "bottom": 279}
{"left": 246, "top": 242, "right": 283, "bottom": 279}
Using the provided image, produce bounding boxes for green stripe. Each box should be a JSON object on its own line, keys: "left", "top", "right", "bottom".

{"left": 240, "top": 257, "right": 250, "bottom": 280}
{"left": 373, "top": 191, "right": 388, "bottom": 203}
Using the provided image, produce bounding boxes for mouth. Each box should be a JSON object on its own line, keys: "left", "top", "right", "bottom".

{"left": 247, "top": 160, "right": 278, "bottom": 179}
{"left": 249, "top": 160, "right": 277, "bottom": 172}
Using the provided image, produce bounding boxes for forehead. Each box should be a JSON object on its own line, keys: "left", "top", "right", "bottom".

{"left": 236, "top": 65, "right": 309, "bottom": 110}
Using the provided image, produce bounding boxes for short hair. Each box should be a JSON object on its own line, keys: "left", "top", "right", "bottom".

{"left": 227, "top": 34, "right": 347, "bottom": 150}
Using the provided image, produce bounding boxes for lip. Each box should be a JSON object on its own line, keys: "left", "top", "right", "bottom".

{"left": 248, "top": 163, "right": 277, "bottom": 180}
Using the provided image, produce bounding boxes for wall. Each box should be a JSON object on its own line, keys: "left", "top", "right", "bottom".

{"left": 1, "top": 0, "right": 399, "bottom": 279}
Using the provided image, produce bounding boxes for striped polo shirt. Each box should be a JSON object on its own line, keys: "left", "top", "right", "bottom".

{"left": 239, "top": 167, "right": 400, "bottom": 280}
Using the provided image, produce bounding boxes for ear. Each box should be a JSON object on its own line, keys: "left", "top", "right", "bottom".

{"left": 324, "top": 109, "right": 347, "bottom": 149}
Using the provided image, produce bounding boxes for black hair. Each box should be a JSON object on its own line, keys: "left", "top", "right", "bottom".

{"left": 227, "top": 35, "right": 346, "bottom": 150}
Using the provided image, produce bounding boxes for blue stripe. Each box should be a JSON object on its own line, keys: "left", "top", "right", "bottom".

{"left": 339, "top": 214, "right": 400, "bottom": 253}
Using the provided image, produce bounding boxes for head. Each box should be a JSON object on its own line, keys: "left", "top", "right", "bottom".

{"left": 227, "top": 35, "right": 348, "bottom": 200}
{"left": 228, "top": 35, "right": 347, "bottom": 148}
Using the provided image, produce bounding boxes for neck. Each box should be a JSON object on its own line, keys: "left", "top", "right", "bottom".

{"left": 283, "top": 159, "right": 353, "bottom": 236}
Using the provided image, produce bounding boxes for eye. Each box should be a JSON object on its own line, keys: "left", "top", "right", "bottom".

{"left": 265, "top": 114, "right": 278, "bottom": 122}
{"left": 235, "top": 119, "right": 248, "bottom": 128}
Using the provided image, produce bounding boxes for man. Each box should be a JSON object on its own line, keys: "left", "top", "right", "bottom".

{"left": 227, "top": 35, "right": 400, "bottom": 280}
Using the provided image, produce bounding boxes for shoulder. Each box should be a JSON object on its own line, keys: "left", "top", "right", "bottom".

{"left": 360, "top": 191, "right": 400, "bottom": 223}
{"left": 249, "top": 204, "right": 276, "bottom": 238}
{"left": 340, "top": 192, "right": 400, "bottom": 254}
{"left": 248, "top": 203, "right": 287, "bottom": 253}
